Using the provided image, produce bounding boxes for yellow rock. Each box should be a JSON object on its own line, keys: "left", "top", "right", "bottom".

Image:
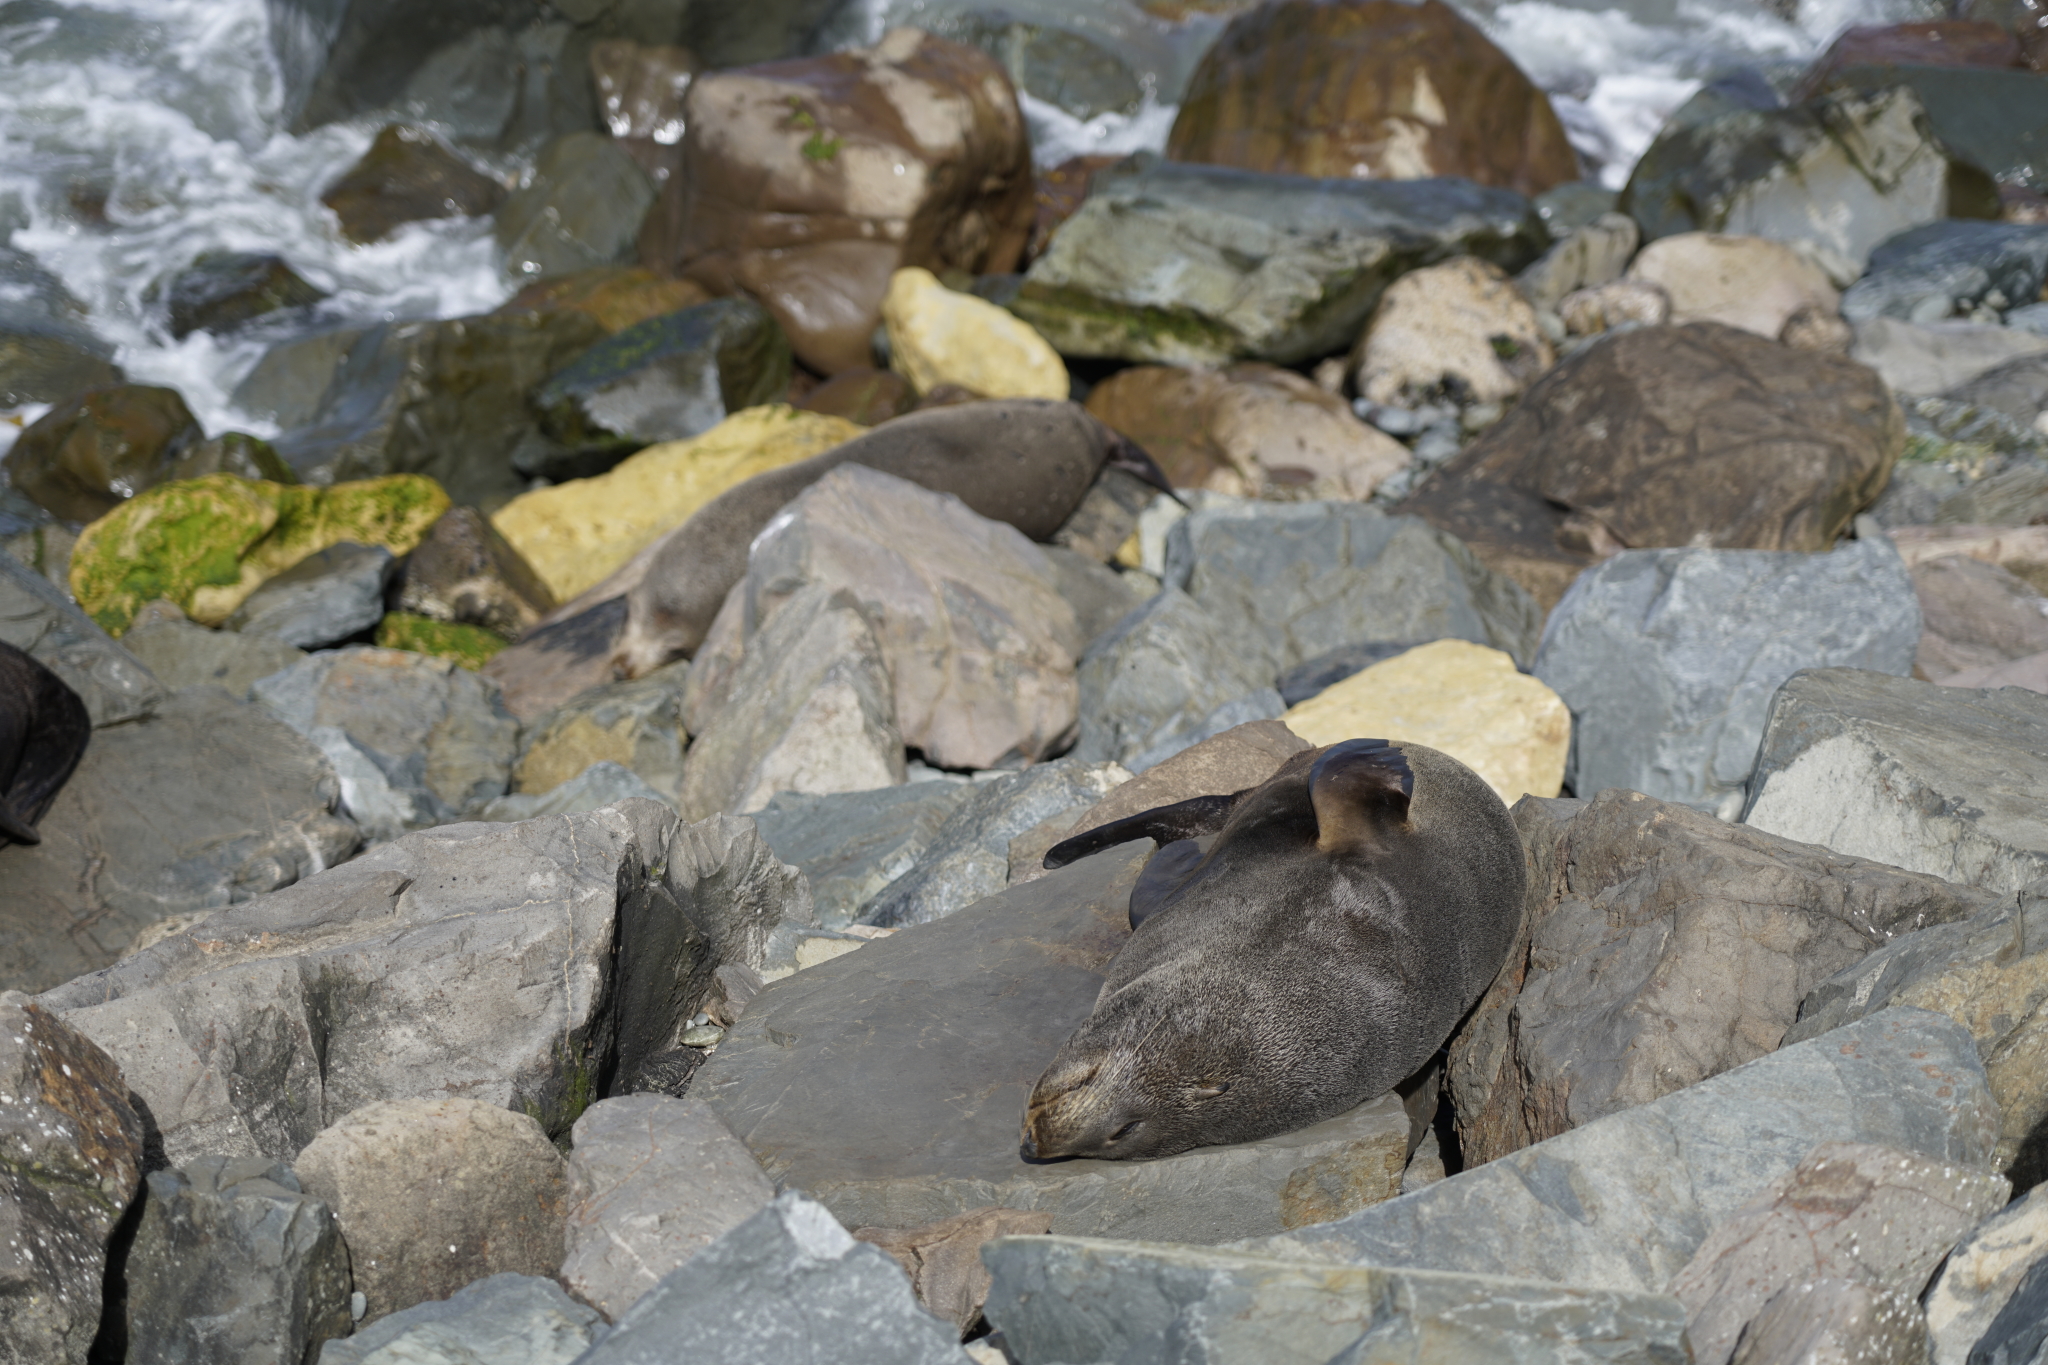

{"left": 882, "top": 267, "right": 1068, "bottom": 401}
{"left": 1283, "top": 638, "right": 1570, "bottom": 805}
{"left": 491, "top": 405, "right": 864, "bottom": 602}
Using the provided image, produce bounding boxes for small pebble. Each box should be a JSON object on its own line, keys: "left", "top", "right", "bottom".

{"left": 680, "top": 1024, "right": 725, "bottom": 1048}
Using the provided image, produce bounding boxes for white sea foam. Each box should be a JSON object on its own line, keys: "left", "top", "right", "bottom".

{"left": 1020, "top": 91, "right": 1181, "bottom": 170}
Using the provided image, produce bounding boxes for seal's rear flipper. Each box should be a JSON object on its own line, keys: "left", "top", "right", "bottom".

{"left": 1104, "top": 434, "right": 1188, "bottom": 509}
{"left": 1310, "top": 739, "right": 1414, "bottom": 853}
{"left": 1043, "top": 791, "right": 1241, "bottom": 870}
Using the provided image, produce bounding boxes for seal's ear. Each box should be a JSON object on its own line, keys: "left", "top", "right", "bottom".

{"left": 1310, "top": 739, "right": 1414, "bottom": 853}
{"left": 1043, "top": 792, "right": 1242, "bottom": 870}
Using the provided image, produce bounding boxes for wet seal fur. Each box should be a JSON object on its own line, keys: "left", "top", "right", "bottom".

{"left": 0, "top": 641, "right": 90, "bottom": 845}
{"left": 537, "top": 399, "right": 1172, "bottom": 677}
{"left": 1020, "top": 738, "right": 1525, "bottom": 1162}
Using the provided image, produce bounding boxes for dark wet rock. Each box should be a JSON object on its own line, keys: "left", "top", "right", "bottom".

{"left": 1014, "top": 156, "right": 1545, "bottom": 367}
{"left": 1841, "top": 220, "right": 2048, "bottom": 324}
{"left": 3, "top": 383, "right": 202, "bottom": 523}
{"left": 229, "top": 327, "right": 364, "bottom": 430}
{"left": 0, "top": 549, "right": 164, "bottom": 728}
{"left": 0, "top": 245, "right": 123, "bottom": 408}
{"left": 319, "top": 124, "right": 505, "bottom": 244}
{"left": 0, "top": 990, "right": 145, "bottom": 1365}
{"left": 1816, "top": 63, "right": 2048, "bottom": 206}
{"left": 494, "top": 264, "right": 711, "bottom": 335}
{"left": 123, "top": 1156, "right": 351, "bottom": 1365}
{"left": 396, "top": 505, "right": 556, "bottom": 639}
{"left": 318, "top": 1273, "right": 602, "bottom": 1365}
{"left": 929, "top": 13, "right": 1141, "bottom": 120}
{"left": 224, "top": 540, "right": 395, "bottom": 649}
{"left": 163, "top": 430, "right": 297, "bottom": 485}
{"left": 163, "top": 251, "right": 327, "bottom": 339}
{"left": 120, "top": 617, "right": 306, "bottom": 697}
{"left": 749, "top": 781, "right": 976, "bottom": 929}
{"left": 496, "top": 132, "right": 655, "bottom": 282}
{"left": 532, "top": 298, "right": 790, "bottom": 477}
{"left": 0, "top": 686, "right": 359, "bottom": 993}
{"left": 590, "top": 37, "right": 698, "bottom": 144}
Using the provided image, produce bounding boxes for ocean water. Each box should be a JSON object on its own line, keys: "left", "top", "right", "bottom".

{"left": 0, "top": 0, "right": 1890, "bottom": 450}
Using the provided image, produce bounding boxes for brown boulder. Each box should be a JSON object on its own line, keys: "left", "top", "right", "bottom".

{"left": 4, "top": 384, "right": 201, "bottom": 523}
{"left": 319, "top": 125, "right": 504, "bottom": 246}
{"left": 1165, "top": 0, "right": 1578, "bottom": 197}
{"left": 493, "top": 266, "right": 710, "bottom": 335}
{"left": 1396, "top": 323, "right": 1904, "bottom": 610}
{"left": 654, "top": 28, "right": 1035, "bottom": 376}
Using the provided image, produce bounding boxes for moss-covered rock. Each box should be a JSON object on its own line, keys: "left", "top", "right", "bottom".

{"left": 70, "top": 473, "right": 449, "bottom": 635}
{"left": 373, "top": 612, "right": 509, "bottom": 669}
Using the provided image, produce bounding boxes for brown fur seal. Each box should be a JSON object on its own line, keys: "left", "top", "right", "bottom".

{"left": 0, "top": 641, "right": 90, "bottom": 845}
{"left": 598, "top": 399, "right": 1172, "bottom": 675}
{"left": 1019, "top": 738, "right": 1524, "bottom": 1162}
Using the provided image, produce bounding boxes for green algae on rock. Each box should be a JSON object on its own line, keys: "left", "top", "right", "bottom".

{"left": 374, "top": 612, "right": 509, "bottom": 670}
{"left": 69, "top": 473, "right": 449, "bottom": 635}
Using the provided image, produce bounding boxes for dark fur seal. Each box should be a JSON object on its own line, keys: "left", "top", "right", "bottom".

{"left": 603, "top": 399, "right": 1172, "bottom": 675}
{"left": 0, "top": 641, "right": 90, "bottom": 845}
{"left": 1019, "top": 738, "right": 1524, "bottom": 1162}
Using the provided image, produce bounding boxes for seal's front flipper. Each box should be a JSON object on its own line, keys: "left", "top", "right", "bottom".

{"left": 1043, "top": 791, "right": 1242, "bottom": 870}
{"left": 1128, "top": 837, "right": 1209, "bottom": 930}
{"left": 1310, "top": 738, "right": 1414, "bottom": 854}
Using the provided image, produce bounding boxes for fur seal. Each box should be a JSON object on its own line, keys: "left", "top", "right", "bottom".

{"left": 590, "top": 399, "right": 1171, "bottom": 676}
{"left": 0, "top": 641, "right": 91, "bottom": 845}
{"left": 1019, "top": 738, "right": 1524, "bottom": 1162}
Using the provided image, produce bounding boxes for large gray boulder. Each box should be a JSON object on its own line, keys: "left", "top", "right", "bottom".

{"left": 572, "top": 1191, "right": 969, "bottom": 1365}
{"left": 1246, "top": 1008, "right": 1998, "bottom": 1297}
{"left": 316, "top": 1273, "right": 604, "bottom": 1365}
{"left": 983, "top": 1239, "right": 1692, "bottom": 1365}
{"left": 120, "top": 617, "right": 306, "bottom": 697}
{"left": 700, "top": 846, "right": 1417, "bottom": 1242}
{"left": 1532, "top": 536, "right": 1920, "bottom": 815}
{"left": 1012, "top": 156, "right": 1544, "bottom": 367}
{"left": 749, "top": 782, "right": 976, "bottom": 929}
{"left": 223, "top": 541, "right": 395, "bottom": 650}
{"left": 0, "top": 686, "right": 361, "bottom": 993}
{"left": 1742, "top": 668, "right": 2048, "bottom": 893}
{"left": 0, "top": 547, "right": 162, "bottom": 727}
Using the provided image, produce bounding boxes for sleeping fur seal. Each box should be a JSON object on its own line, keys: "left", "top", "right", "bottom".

{"left": 602, "top": 399, "right": 1172, "bottom": 675}
{"left": 1019, "top": 738, "right": 1524, "bottom": 1162}
{"left": 0, "top": 641, "right": 91, "bottom": 845}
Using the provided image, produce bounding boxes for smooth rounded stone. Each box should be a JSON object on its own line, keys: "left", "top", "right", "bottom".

{"left": 122, "top": 616, "right": 307, "bottom": 696}
{"left": 1624, "top": 232, "right": 1841, "bottom": 339}
{"left": 1165, "top": 0, "right": 1577, "bottom": 196}
{"left": 1852, "top": 317, "right": 2048, "bottom": 396}
{"left": 223, "top": 540, "right": 395, "bottom": 649}
{"left": 1533, "top": 537, "right": 1920, "bottom": 814}
{"left": 1841, "top": 220, "right": 2048, "bottom": 325}
{"left": 251, "top": 644, "right": 518, "bottom": 840}
{"left": 654, "top": 28, "right": 1034, "bottom": 376}
{"left": 1013, "top": 156, "right": 1545, "bottom": 368}
{"left": 124, "top": 1156, "right": 351, "bottom": 1365}
{"left": 679, "top": 584, "right": 905, "bottom": 821}
{"left": 1619, "top": 83, "right": 1991, "bottom": 279}
{"left": 1891, "top": 522, "right": 2048, "bottom": 595}
{"left": 560, "top": 1094, "right": 776, "bottom": 1322}
{"left": 1283, "top": 639, "right": 1567, "bottom": 805}
{"left": 1742, "top": 667, "right": 2048, "bottom": 893}
{"left": 699, "top": 846, "right": 1415, "bottom": 1242}
{"left": 495, "top": 132, "right": 654, "bottom": 282}
{"left": 1084, "top": 362, "right": 1410, "bottom": 499}
{"left": 590, "top": 37, "right": 699, "bottom": 142}
{"left": 797, "top": 366, "right": 916, "bottom": 427}
{"left": 531, "top": 298, "right": 792, "bottom": 479}
{"left": 1249, "top": 1008, "right": 1999, "bottom": 1297}
{"left": 882, "top": 267, "right": 1067, "bottom": 402}
{"left": 0, "top": 244, "right": 123, "bottom": 407}
{"left": 494, "top": 266, "right": 711, "bottom": 337}
{"left": 319, "top": 124, "right": 505, "bottom": 244}
{"left": 164, "top": 251, "right": 326, "bottom": 339}
{"left": 1925, "top": 1184, "right": 2048, "bottom": 1365}
{"left": 984, "top": 1239, "right": 1693, "bottom": 1365}
{"left": 1452, "top": 793, "right": 1996, "bottom": 1169}
{"left": 0, "top": 686, "right": 359, "bottom": 992}
{"left": 477, "top": 761, "right": 672, "bottom": 823}
{"left": 573, "top": 1191, "right": 968, "bottom": 1365}
{"left": 513, "top": 662, "right": 689, "bottom": 800}
{"left": 316, "top": 1273, "right": 603, "bottom": 1365}
{"left": 395, "top": 505, "right": 557, "bottom": 640}
{"left": 166, "top": 430, "right": 297, "bottom": 487}
{"left": 1352, "top": 256, "right": 1555, "bottom": 408}
{"left": 1727, "top": 1279, "right": 1930, "bottom": 1365}
{"left": 68, "top": 472, "right": 448, "bottom": 637}
{"left": 748, "top": 781, "right": 976, "bottom": 929}
{"left": 0, "top": 549, "right": 163, "bottom": 728}
{"left": 490, "top": 406, "right": 862, "bottom": 604}
{"left": 1910, "top": 553, "right": 2048, "bottom": 679}
{"left": 1401, "top": 323, "right": 1904, "bottom": 613}
{"left": 1671, "top": 1141, "right": 2006, "bottom": 1365}
{"left": 292, "top": 1097, "right": 568, "bottom": 1325}
{"left": 857, "top": 758, "right": 1129, "bottom": 929}
{"left": 1558, "top": 279, "right": 1672, "bottom": 336}
{"left": 3, "top": 383, "right": 201, "bottom": 523}
{"left": 1516, "top": 212, "right": 1641, "bottom": 311}
{"left": 0, "top": 991, "right": 145, "bottom": 1365}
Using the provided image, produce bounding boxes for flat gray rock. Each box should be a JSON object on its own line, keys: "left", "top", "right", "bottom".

{"left": 1247, "top": 1008, "right": 1998, "bottom": 1297}
{"left": 1742, "top": 667, "right": 2048, "bottom": 893}
{"left": 121, "top": 617, "right": 306, "bottom": 697}
{"left": 701, "top": 847, "right": 1415, "bottom": 1243}
{"left": 983, "top": 1239, "right": 1692, "bottom": 1365}
{"left": 318, "top": 1273, "right": 603, "bottom": 1365}
{"left": 0, "top": 685, "right": 361, "bottom": 993}
{"left": 0, "top": 546, "right": 162, "bottom": 727}
{"left": 1533, "top": 536, "right": 1920, "bottom": 814}
{"left": 225, "top": 541, "right": 394, "bottom": 649}
{"left": 479, "top": 761, "right": 671, "bottom": 822}
{"left": 749, "top": 781, "right": 975, "bottom": 929}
